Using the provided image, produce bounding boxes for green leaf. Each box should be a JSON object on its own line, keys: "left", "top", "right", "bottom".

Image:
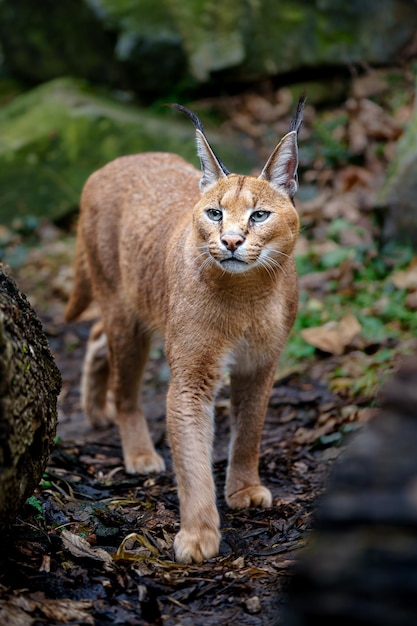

{"left": 320, "top": 246, "right": 354, "bottom": 269}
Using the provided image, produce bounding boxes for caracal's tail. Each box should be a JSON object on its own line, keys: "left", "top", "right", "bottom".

{"left": 65, "top": 234, "right": 93, "bottom": 322}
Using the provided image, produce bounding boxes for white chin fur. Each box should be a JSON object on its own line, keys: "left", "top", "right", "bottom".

{"left": 218, "top": 258, "right": 251, "bottom": 274}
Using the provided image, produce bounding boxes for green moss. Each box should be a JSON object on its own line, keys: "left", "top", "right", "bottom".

{"left": 0, "top": 78, "right": 255, "bottom": 225}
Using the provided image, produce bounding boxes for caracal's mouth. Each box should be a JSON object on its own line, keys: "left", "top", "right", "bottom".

{"left": 219, "top": 257, "right": 250, "bottom": 273}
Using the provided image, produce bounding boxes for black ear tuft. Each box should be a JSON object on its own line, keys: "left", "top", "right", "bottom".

{"left": 167, "top": 103, "right": 231, "bottom": 177}
{"left": 258, "top": 96, "right": 306, "bottom": 197}
{"left": 288, "top": 95, "right": 306, "bottom": 135}
{"left": 167, "top": 103, "right": 206, "bottom": 134}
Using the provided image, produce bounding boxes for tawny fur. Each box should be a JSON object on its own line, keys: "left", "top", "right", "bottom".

{"left": 66, "top": 104, "right": 303, "bottom": 564}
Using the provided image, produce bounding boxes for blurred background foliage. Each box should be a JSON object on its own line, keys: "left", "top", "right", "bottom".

{"left": 0, "top": 0, "right": 416, "bottom": 226}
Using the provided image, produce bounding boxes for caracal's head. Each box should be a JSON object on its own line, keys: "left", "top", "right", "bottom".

{"left": 170, "top": 100, "right": 304, "bottom": 276}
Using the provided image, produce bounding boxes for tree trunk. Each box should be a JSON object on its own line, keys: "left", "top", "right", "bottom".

{"left": 0, "top": 268, "right": 61, "bottom": 533}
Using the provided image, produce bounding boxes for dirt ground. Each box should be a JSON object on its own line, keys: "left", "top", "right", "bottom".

{"left": 0, "top": 302, "right": 355, "bottom": 626}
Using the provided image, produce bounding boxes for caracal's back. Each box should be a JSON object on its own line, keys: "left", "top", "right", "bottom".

{"left": 65, "top": 152, "right": 201, "bottom": 326}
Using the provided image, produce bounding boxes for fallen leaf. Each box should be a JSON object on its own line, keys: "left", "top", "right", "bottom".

{"left": 294, "top": 418, "right": 338, "bottom": 445}
{"left": 61, "top": 529, "right": 114, "bottom": 567}
{"left": 39, "top": 554, "right": 51, "bottom": 572}
{"left": 37, "top": 598, "right": 94, "bottom": 624}
{"left": 301, "top": 314, "right": 361, "bottom": 355}
{"left": 293, "top": 461, "right": 309, "bottom": 474}
{"left": 351, "top": 72, "right": 388, "bottom": 99}
{"left": 0, "top": 601, "right": 34, "bottom": 626}
{"left": 244, "top": 595, "right": 262, "bottom": 614}
{"left": 115, "top": 532, "right": 160, "bottom": 561}
{"left": 390, "top": 259, "right": 417, "bottom": 290}
{"left": 334, "top": 164, "right": 374, "bottom": 193}
{"left": 406, "top": 291, "right": 417, "bottom": 310}
{"left": 321, "top": 192, "right": 361, "bottom": 222}
{"left": 346, "top": 97, "right": 401, "bottom": 154}
{"left": 0, "top": 595, "right": 94, "bottom": 626}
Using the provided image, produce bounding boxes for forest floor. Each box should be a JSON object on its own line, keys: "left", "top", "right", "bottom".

{"left": 1, "top": 66, "right": 417, "bottom": 625}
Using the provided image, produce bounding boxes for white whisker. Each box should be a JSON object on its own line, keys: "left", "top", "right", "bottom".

{"left": 270, "top": 257, "right": 287, "bottom": 276}
{"left": 274, "top": 250, "right": 292, "bottom": 261}
{"left": 197, "top": 252, "right": 216, "bottom": 274}
{"left": 187, "top": 245, "right": 213, "bottom": 272}
{"left": 260, "top": 258, "right": 275, "bottom": 280}
{"left": 258, "top": 253, "right": 287, "bottom": 278}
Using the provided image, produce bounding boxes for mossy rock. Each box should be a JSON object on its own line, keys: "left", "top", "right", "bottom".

{"left": 2, "top": 1, "right": 417, "bottom": 96}
{"left": 378, "top": 104, "right": 417, "bottom": 248}
{"left": 0, "top": 78, "right": 255, "bottom": 225}
{"left": 91, "top": 0, "right": 417, "bottom": 84}
{"left": 0, "top": 0, "right": 123, "bottom": 87}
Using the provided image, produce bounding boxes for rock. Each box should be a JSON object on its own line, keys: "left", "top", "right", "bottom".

{"left": 0, "top": 78, "right": 255, "bottom": 225}
{"left": 168, "top": 0, "right": 417, "bottom": 83}
{"left": 86, "top": 0, "right": 187, "bottom": 95}
{"left": 1, "top": 1, "right": 417, "bottom": 94}
{"left": 0, "top": 268, "right": 61, "bottom": 534}
{"left": 284, "top": 351, "right": 417, "bottom": 625}
{"left": 0, "top": 0, "right": 123, "bottom": 87}
{"left": 378, "top": 103, "right": 417, "bottom": 248}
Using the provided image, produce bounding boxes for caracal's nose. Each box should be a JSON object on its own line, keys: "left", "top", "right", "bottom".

{"left": 220, "top": 233, "right": 245, "bottom": 252}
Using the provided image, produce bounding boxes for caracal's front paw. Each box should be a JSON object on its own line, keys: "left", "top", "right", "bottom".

{"left": 174, "top": 527, "right": 221, "bottom": 564}
{"left": 124, "top": 452, "right": 165, "bottom": 475}
{"left": 227, "top": 485, "right": 272, "bottom": 509}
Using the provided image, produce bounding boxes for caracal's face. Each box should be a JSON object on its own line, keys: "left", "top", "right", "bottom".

{"left": 194, "top": 175, "right": 299, "bottom": 275}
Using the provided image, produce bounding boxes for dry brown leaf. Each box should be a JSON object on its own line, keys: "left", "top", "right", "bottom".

{"left": 244, "top": 595, "right": 262, "bottom": 614}
{"left": 317, "top": 411, "right": 336, "bottom": 426}
{"left": 356, "top": 407, "right": 379, "bottom": 423}
{"left": 61, "top": 529, "right": 114, "bottom": 566}
{"left": 39, "top": 554, "right": 51, "bottom": 573}
{"left": 244, "top": 93, "right": 279, "bottom": 123}
{"left": 298, "top": 190, "right": 331, "bottom": 220}
{"left": 351, "top": 73, "right": 388, "bottom": 99}
{"left": 346, "top": 98, "right": 401, "bottom": 154}
{"left": 334, "top": 165, "right": 374, "bottom": 193}
{"left": 321, "top": 192, "right": 360, "bottom": 222}
{"left": 294, "top": 418, "right": 337, "bottom": 445}
{"left": 115, "top": 532, "right": 160, "bottom": 562}
{"left": 298, "top": 271, "right": 333, "bottom": 292}
{"left": 0, "top": 594, "right": 94, "bottom": 626}
{"left": 0, "top": 601, "right": 34, "bottom": 626}
{"left": 231, "top": 112, "right": 263, "bottom": 138}
{"left": 273, "top": 558, "right": 297, "bottom": 569}
{"left": 406, "top": 291, "right": 417, "bottom": 310}
{"left": 301, "top": 313, "right": 361, "bottom": 355}
{"left": 37, "top": 599, "right": 94, "bottom": 624}
{"left": 390, "top": 259, "right": 417, "bottom": 290}
{"left": 294, "top": 234, "right": 310, "bottom": 256}
{"left": 293, "top": 461, "right": 309, "bottom": 474}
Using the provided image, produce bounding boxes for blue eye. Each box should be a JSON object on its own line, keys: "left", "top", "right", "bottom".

{"left": 251, "top": 210, "right": 270, "bottom": 223}
{"left": 207, "top": 208, "right": 223, "bottom": 222}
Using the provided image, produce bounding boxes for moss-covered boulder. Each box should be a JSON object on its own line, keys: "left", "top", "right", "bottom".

{"left": 157, "top": 0, "right": 417, "bottom": 82}
{"left": 0, "top": 0, "right": 123, "bottom": 87}
{"left": 1, "top": 0, "right": 416, "bottom": 96}
{"left": 378, "top": 103, "right": 417, "bottom": 249}
{"left": 0, "top": 78, "right": 255, "bottom": 225}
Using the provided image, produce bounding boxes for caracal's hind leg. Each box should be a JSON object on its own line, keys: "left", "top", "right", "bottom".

{"left": 225, "top": 363, "right": 276, "bottom": 510}
{"left": 81, "top": 321, "right": 114, "bottom": 428}
{"left": 106, "top": 315, "right": 165, "bottom": 475}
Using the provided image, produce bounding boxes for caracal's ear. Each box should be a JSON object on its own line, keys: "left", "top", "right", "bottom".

{"left": 168, "top": 103, "right": 230, "bottom": 191}
{"left": 259, "top": 96, "right": 306, "bottom": 198}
